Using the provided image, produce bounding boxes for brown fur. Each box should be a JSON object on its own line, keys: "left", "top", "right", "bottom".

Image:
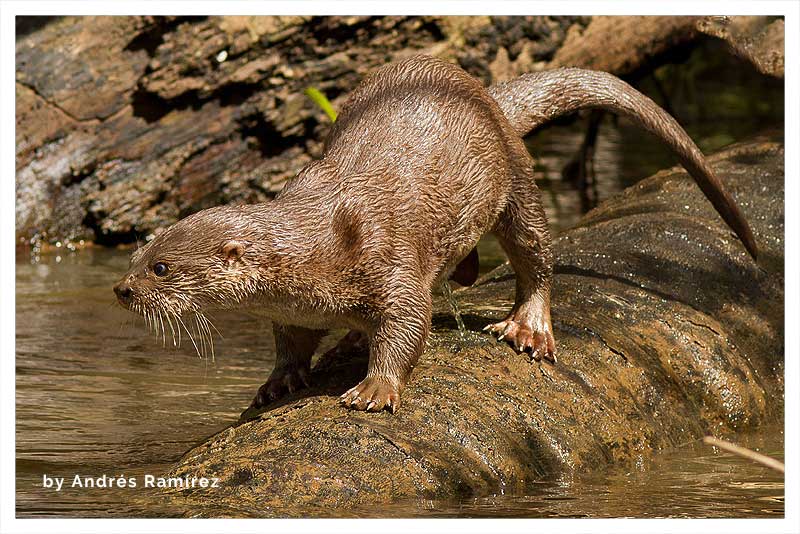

{"left": 115, "top": 55, "right": 756, "bottom": 414}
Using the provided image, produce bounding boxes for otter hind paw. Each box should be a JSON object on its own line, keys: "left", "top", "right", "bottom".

{"left": 485, "top": 320, "right": 556, "bottom": 363}
{"left": 250, "top": 367, "right": 311, "bottom": 409}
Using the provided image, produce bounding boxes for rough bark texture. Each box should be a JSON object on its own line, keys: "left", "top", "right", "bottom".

{"left": 147, "top": 135, "right": 783, "bottom": 517}
{"left": 18, "top": 15, "right": 781, "bottom": 251}
{"left": 489, "top": 15, "right": 700, "bottom": 82}
{"left": 487, "top": 15, "right": 785, "bottom": 84}
{"left": 15, "top": 15, "right": 588, "bottom": 249}
{"left": 696, "top": 16, "right": 785, "bottom": 79}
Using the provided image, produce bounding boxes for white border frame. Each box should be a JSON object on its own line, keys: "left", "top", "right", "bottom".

{"left": 2, "top": 2, "right": 798, "bottom": 533}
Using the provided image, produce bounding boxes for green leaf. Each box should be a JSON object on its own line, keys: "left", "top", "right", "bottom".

{"left": 304, "top": 87, "right": 337, "bottom": 122}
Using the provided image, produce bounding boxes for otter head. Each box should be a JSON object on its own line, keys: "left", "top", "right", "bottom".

{"left": 113, "top": 205, "right": 261, "bottom": 322}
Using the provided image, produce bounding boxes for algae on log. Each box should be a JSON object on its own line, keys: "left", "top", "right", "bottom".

{"left": 157, "top": 136, "right": 783, "bottom": 516}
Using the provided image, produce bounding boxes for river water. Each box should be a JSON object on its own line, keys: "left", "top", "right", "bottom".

{"left": 14, "top": 248, "right": 786, "bottom": 518}
{"left": 15, "top": 39, "right": 784, "bottom": 517}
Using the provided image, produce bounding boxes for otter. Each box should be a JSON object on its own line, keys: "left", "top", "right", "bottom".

{"left": 114, "top": 55, "right": 757, "bottom": 414}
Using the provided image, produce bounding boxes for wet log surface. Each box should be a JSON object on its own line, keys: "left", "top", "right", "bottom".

{"left": 153, "top": 135, "right": 784, "bottom": 517}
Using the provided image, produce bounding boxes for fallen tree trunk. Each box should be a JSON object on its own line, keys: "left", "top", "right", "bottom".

{"left": 15, "top": 15, "right": 588, "bottom": 248}
{"left": 696, "top": 16, "right": 785, "bottom": 79}
{"left": 152, "top": 134, "right": 784, "bottom": 517}
{"left": 489, "top": 15, "right": 785, "bottom": 80}
{"left": 18, "top": 16, "right": 781, "bottom": 251}
{"left": 489, "top": 15, "right": 700, "bottom": 82}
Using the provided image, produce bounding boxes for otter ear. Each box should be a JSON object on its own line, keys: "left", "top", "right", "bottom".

{"left": 221, "top": 240, "right": 246, "bottom": 265}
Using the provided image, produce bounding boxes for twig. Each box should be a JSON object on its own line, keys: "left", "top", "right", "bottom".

{"left": 703, "top": 436, "right": 785, "bottom": 474}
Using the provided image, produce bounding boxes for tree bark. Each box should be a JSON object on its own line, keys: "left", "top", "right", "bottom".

{"left": 19, "top": 15, "right": 782, "bottom": 250}
{"left": 15, "top": 15, "right": 588, "bottom": 248}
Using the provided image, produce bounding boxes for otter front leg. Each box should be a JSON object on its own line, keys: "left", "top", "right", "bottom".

{"left": 340, "top": 294, "right": 431, "bottom": 413}
{"left": 487, "top": 175, "right": 556, "bottom": 362}
{"left": 250, "top": 324, "right": 325, "bottom": 408}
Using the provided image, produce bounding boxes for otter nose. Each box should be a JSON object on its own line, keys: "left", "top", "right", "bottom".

{"left": 114, "top": 281, "right": 133, "bottom": 303}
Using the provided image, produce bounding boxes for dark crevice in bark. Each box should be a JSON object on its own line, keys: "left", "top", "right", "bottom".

{"left": 684, "top": 318, "right": 722, "bottom": 336}
{"left": 82, "top": 209, "right": 144, "bottom": 246}
{"left": 308, "top": 16, "right": 385, "bottom": 47}
{"left": 15, "top": 16, "right": 63, "bottom": 39}
{"left": 238, "top": 113, "right": 312, "bottom": 158}
{"left": 130, "top": 87, "right": 197, "bottom": 123}
{"left": 60, "top": 163, "right": 97, "bottom": 188}
{"left": 124, "top": 17, "right": 206, "bottom": 58}
{"left": 583, "top": 326, "right": 630, "bottom": 363}
{"left": 131, "top": 80, "right": 264, "bottom": 124}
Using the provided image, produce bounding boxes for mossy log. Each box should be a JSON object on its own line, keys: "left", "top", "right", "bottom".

{"left": 154, "top": 135, "right": 784, "bottom": 517}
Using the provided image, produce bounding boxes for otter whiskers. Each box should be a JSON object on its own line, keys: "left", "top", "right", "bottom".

{"left": 129, "top": 299, "right": 220, "bottom": 362}
{"left": 174, "top": 313, "right": 201, "bottom": 360}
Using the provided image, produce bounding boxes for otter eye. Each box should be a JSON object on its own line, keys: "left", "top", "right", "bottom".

{"left": 152, "top": 262, "right": 169, "bottom": 277}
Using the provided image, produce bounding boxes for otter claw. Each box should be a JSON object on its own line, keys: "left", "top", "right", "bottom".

{"left": 251, "top": 366, "right": 312, "bottom": 409}
{"left": 339, "top": 377, "right": 400, "bottom": 413}
{"left": 497, "top": 322, "right": 514, "bottom": 341}
{"left": 486, "top": 318, "right": 556, "bottom": 362}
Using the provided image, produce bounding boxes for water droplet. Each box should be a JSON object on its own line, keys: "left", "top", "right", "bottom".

{"left": 440, "top": 282, "right": 466, "bottom": 337}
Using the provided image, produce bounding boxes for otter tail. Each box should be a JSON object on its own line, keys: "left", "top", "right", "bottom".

{"left": 489, "top": 68, "right": 758, "bottom": 259}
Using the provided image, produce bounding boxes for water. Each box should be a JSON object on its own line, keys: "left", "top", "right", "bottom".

{"left": 14, "top": 248, "right": 785, "bottom": 518}
{"left": 14, "top": 39, "right": 784, "bottom": 517}
{"left": 14, "top": 248, "right": 269, "bottom": 516}
{"left": 439, "top": 281, "right": 467, "bottom": 334}
{"left": 349, "top": 429, "right": 784, "bottom": 518}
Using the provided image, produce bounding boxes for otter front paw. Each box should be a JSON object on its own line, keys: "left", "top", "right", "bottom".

{"left": 339, "top": 377, "right": 401, "bottom": 413}
{"left": 485, "top": 319, "right": 556, "bottom": 363}
{"left": 250, "top": 366, "right": 311, "bottom": 409}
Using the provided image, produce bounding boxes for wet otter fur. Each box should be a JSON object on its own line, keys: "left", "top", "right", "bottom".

{"left": 114, "top": 55, "right": 757, "bottom": 414}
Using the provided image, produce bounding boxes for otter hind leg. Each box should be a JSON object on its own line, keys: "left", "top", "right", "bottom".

{"left": 320, "top": 329, "right": 368, "bottom": 361}
{"left": 487, "top": 173, "right": 556, "bottom": 363}
{"left": 450, "top": 247, "right": 480, "bottom": 286}
{"left": 250, "top": 324, "right": 325, "bottom": 409}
